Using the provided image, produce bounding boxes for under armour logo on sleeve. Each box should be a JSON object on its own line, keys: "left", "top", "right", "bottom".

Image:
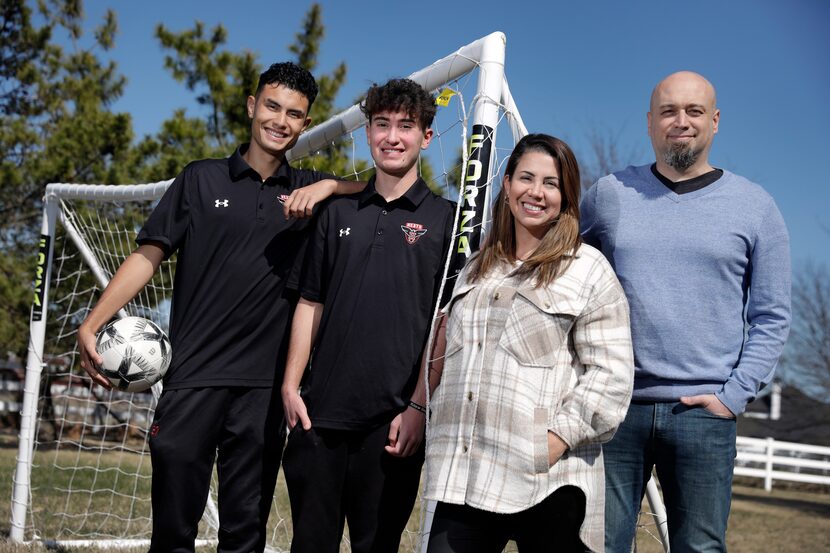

{"left": 339, "top": 228, "right": 350, "bottom": 237}
{"left": 215, "top": 199, "right": 229, "bottom": 208}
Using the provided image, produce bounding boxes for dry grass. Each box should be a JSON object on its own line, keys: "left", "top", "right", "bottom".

{"left": 633, "top": 484, "right": 830, "bottom": 553}
{"left": 2, "top": 434, "right": 828, "bottom": 552}
{"left": 0, "top": 438, "right": 419, "bottom": 553}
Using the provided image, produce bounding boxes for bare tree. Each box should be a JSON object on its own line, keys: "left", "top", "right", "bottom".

{"left": 579, "top": 125, "right": 642, "bottom": 189}
{"left": 781, "top": 262, "right": 830, "bottom": 402}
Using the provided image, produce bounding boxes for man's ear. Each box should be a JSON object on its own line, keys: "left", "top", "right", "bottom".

{"left": 247, "top": 95, "right": 256, "bottom": 118}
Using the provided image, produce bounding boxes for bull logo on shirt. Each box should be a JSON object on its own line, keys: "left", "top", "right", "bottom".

{"left": 401, "top": 222, "right": 427, "bottom": 245}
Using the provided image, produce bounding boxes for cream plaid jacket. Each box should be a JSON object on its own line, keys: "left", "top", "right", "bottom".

{"left": 424, "top": 244, "right": 633, "bottom": 552}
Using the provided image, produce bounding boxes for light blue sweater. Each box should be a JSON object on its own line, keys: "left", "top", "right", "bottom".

{"left": 581, "top": 165, "right": 791, "bottom": 414}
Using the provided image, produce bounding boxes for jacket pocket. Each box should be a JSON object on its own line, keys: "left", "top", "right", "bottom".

{"left": 498, "top": 289, "right": 582, "bottom": 367}
{"left": 533, "top": 407, "right": 550, "bottom": 474}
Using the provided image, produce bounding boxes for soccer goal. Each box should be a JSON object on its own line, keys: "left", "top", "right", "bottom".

{"left": 10, "top": 31, "right": 528, "bottom": 550}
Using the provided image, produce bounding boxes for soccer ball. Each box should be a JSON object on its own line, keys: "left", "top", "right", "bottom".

{"left": 95, "top": 316, "right": 171, "bottom": 392}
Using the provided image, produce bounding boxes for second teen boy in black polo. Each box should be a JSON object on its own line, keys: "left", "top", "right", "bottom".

{"left": 281, "top": 78, "right": 455, "bottom": 553}
{"left": 77, "top": 62, "right": 365, "bottom": 553}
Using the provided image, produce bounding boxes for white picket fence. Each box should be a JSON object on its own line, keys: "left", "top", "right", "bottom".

{"left": 735, "top": 436, "right": 830, "bottom": 490}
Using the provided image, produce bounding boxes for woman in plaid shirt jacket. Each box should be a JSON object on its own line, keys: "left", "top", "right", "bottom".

{"left": 424, "top": 134, "right": 634, "bottom": 553}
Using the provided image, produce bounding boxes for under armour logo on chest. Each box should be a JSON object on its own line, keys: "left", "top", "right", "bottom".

{"left": 339, "top": 228, "right": 350, "bottom": 237}
{"left": 215, "top": 199, "right": 229, "bottom": 208}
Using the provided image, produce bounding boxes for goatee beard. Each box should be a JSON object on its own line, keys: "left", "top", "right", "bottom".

{"left": 663, "top": 143, "right": 700, "bottom": 171}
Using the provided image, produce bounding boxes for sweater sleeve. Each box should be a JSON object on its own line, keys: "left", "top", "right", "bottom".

{"left": 717, "top": 198, "right": 792, "bottom": 415}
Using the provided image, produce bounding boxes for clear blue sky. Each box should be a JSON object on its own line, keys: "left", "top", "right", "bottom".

{"left": 76, "top": 0, "right": 830, "bottom": 268}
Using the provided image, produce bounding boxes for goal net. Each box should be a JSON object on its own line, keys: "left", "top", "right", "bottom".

{"left": 11, "top": 32, "right": 527, "bottom": 550}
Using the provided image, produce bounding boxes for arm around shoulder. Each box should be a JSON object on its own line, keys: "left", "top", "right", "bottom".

{"left": 283, "top": 178, "right": 367, "bottom": 219}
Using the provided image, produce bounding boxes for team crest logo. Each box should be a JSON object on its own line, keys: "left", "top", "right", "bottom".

{"left": 401, "top": 222, "right": 427, "bottom": 244}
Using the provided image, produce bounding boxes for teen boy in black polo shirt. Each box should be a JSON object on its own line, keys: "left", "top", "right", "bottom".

{"left": 281, "top": 79, "right": 455, "bottom": 553}
{"left": 77, "top": 62, "right": 364, "bottom": 553}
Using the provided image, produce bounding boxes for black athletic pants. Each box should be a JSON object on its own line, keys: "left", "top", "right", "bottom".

{"left": 426, "top": 486, "right": 588, "bottom": 553}
{"left": 282, "top": 423, "right": 424, "bottom": 553}
{"left": 148, "top": 386, "right": 286, "bottom": 553}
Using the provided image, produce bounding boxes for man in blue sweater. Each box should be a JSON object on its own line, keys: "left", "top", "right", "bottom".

{"left": 581, "top": 71, "right": 791, "bottom": 553}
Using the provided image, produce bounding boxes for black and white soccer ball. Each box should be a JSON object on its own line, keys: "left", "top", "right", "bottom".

{"left": 95, "top": 316, "right": 171, "bottom": 392}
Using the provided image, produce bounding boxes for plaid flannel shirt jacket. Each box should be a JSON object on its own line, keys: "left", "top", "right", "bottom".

{"left": 425, "top": 244, "right": 634, "bottom": 552}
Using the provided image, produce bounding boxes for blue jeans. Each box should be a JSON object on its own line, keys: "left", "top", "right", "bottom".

{"left": 604, "top": 401, "right": 737, "bottom": 553}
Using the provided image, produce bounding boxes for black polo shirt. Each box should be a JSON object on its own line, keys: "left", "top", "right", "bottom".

{"left": 299, "top": 177, "right": 455, "bottom": 431}
{"left": 136, "top": 145, "right": 333, "bottom": 389}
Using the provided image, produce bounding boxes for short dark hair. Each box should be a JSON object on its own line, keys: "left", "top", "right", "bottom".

{"left": 256, "top": 62, "right": 319, "bottom": 108}
{"left": 361, "top": 78, "right": 436, "bottom": 130}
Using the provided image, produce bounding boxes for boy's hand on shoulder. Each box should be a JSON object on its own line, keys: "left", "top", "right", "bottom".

{"left": 283, "top": 179, "right": 336, "bottom": 219}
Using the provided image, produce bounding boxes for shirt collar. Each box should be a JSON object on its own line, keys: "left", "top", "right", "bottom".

{"left": 358, "top": 175, "right": 431, "bottom": 208}
{"left": 649, "top": 163, "right": 723, "bottom": 194}
{"left": 229, "top": 144, "right": 292, "bottom": 183}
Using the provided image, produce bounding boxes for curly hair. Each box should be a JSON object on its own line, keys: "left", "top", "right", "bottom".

{"left": 256, "top": 62, "right": 318, "bottom": 108}
{"left": 361, "top": 78, "right": 436, "bottom": 130}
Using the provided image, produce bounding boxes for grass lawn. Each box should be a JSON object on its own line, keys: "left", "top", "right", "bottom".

{"left": 0, "top": 438, "right": 419, "bottom": 552}
{"left": 2, "top": 436, "right": 828, "bottom": 552}
{"left": 632, "top": 482, "right": 830, "bottom": 553}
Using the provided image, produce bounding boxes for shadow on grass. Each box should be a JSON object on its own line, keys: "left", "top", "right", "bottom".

{"left": 732, "top": 491, "right": 830, "bottom": 517}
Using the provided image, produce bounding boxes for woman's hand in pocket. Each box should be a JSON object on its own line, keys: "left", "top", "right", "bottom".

{"left": 548, "top": 431, "right": 569, "bottom": 466}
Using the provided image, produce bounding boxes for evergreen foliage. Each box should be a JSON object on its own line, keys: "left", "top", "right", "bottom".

{"left": 0, "top": 1, "right": 352, "bottom": 358}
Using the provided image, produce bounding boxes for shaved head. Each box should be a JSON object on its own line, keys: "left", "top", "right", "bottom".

{"left": 650, "top": 71, "right": 717, "bottom": 113}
